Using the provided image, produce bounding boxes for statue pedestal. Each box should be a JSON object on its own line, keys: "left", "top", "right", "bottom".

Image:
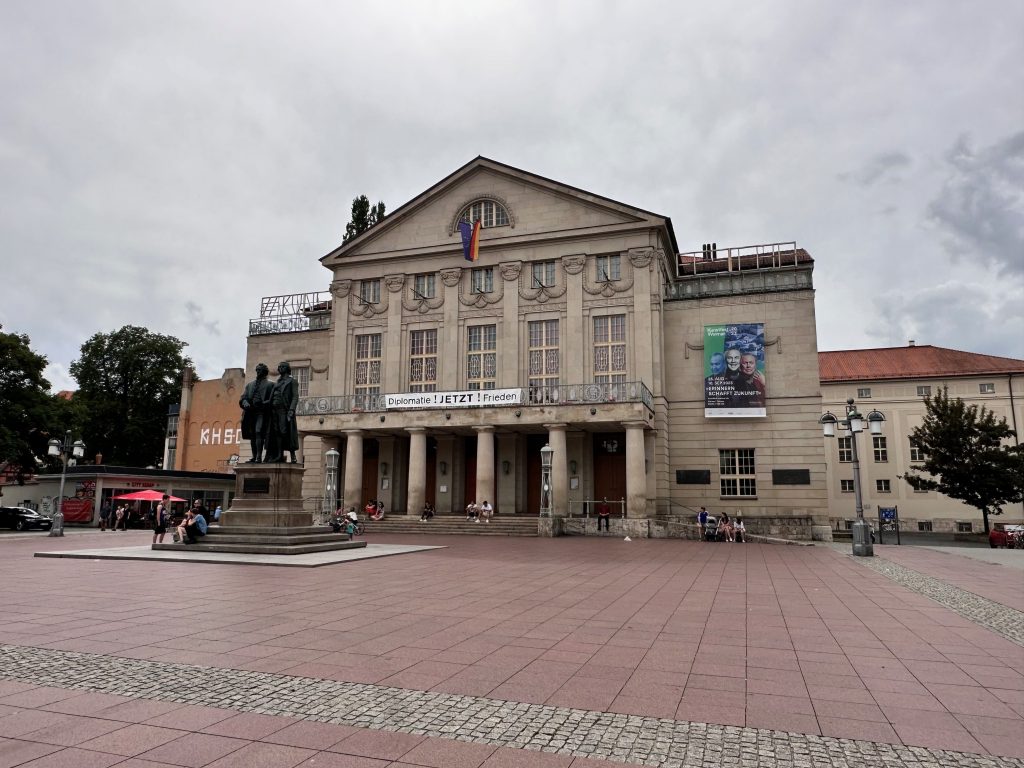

{"left": 222, "top": 463, "right": 310, "bottom": 528}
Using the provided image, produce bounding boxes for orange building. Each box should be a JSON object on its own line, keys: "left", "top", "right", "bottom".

{"left": 165, "top": 368, "right": 246, "bottom": 473}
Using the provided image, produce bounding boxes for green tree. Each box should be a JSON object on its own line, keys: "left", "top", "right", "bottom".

{"left": 0, "top": 331, "right": 58, "bottom": 482}
{"left": 904, "top": 386, "right": 1024, "bottom": 533}
{"left": 69, "top": 326, "right": 192, "bottom": 467}
{"left": 342, "top": 195, "right": 386, "bottom": 243}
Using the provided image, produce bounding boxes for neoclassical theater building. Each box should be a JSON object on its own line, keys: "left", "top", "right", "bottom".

{"left": 245, "top": 158, "right": 828, "bottom": 535}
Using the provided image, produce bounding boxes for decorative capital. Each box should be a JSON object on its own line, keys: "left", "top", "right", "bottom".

{"left": 628, "top": 248, "right": 655, "bottom": 269}
{"left": 330, "top": 279, "right": 351, "bottom": 299}
{"left": 562, "top": 254, "right": 586, "bottom": 275}
{"left": 499, "top": 261, "right": 522, "bottom": 281}
{"left": 440, "top": 268, "right": 462, "bottom": 287}
{"left": 384, "top": 274, "right": 405, "bottom": 293}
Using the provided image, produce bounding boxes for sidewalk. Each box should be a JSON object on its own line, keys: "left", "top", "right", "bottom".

{"left": 0, "top": 532, "right": 1022, "bottom": 766}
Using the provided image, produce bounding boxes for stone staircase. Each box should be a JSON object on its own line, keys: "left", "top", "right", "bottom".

{"left": 360, "top": 515, "right": 539, "bottom": 537}
{"left": 153, "top": 525, "right": 367, "bottom": 555}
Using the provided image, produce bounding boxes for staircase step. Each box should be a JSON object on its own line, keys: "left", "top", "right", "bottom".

{"left": 153, "top": 540, "right": 368, "bottom": 555}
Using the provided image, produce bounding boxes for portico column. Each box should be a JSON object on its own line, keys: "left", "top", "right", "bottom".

{"left": 342, "top": 430, "right": 363, "bottom": 511}
{"left": 406, "top": 428, "right": 427, "bottom": 516}
{"left": 545, "top": 423, "right": 568, "bottom": 517}
{"left": 474, "top": 426, "right": 495, "bottom": 507}
{"left": 624, "top": 421, "right": 647, "bottom": 519}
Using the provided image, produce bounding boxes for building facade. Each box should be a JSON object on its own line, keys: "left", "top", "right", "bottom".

{"left": 820, "top": 344, "right": 1024, "bottom": 532}
{"left": 244, "top": 158, "right": 829, "bottom": 535}
{"left": 164, "top": 367, "right": 246, "bottom": 473}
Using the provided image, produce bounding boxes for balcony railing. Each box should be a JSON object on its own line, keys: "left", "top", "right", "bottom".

{"left": 249, "top": 291, "right": 332, "bottom": 336}
{"left": 298, "top": 381, "right": 653, "bottom": 417}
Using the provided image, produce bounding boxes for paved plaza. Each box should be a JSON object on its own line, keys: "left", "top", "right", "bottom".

{"left": 1, "top": 530, "right": 1022, "bottom": 767}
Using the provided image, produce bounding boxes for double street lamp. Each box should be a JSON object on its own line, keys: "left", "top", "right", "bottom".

{"left": 46, "top": 431, "right": 85, "bottom": 537}
{"left": 820, "top": 398, "right": 885, "bottom": 557}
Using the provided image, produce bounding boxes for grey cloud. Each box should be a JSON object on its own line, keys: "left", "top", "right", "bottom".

{"left": 185, "top": 301, "right": 221, "bottom": 337}
{"left": 840, "top": 151, "right": 912, "bottom": 185}
{"left": 926, "top": 131, "right": 1024, "bottom": 276}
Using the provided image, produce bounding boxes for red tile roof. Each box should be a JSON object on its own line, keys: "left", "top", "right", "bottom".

{"left": 819, "top": 345, "right": 1024, "bottom": 383}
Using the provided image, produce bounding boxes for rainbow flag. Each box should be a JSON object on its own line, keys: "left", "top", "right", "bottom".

{"left": 459, "top": 220, "right": 481, "bottom": 262}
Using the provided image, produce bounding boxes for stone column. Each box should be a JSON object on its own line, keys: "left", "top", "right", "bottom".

{"left": 406, "top": 428, "right": 426, "bottom": 516}
{"left": 474, "top": 426, "right": 495, "bottom": 508}
{"left": 624, "top": 421, "right": 647, "bottom": 519}
{"left": 545, "top": 423, "right": 568, "bottom": 517}
{"left": 342, "top": 430, "right": 363, "bottom": 511}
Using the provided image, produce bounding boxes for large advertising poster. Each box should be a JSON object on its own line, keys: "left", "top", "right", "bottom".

{"left": 703, "top": 323, "right": 767, "bottom": 417}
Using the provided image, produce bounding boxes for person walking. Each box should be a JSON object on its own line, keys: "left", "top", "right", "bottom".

{"left": 596, "top": 497, "right": 611, "bottom": 532}
{"left": 114, "top": 505, "right": 125, "bottom": 531}
{"left": 153, "top": 494, "right": 170, "bottom": 545}
{"left": 99, "top": 502, "right": 111, "bottom": 531}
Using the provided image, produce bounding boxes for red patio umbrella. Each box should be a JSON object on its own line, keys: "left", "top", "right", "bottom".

{"left": 111, "top": 490, "right": 185, "bottom": 502}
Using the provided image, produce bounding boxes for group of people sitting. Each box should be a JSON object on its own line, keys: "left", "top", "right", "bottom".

{"left": 364, "top": 499, "right": 385, "bottom": 520}
{"left": 465, "top": 500, "right": 494, "bottom": 523}
{"left": 697, "top": 506, "right": 746, "bottom": 543}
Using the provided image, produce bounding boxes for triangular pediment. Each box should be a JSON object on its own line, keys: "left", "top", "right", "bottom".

{"left": 322, "top": 157, "right": 673, "bottom": 265}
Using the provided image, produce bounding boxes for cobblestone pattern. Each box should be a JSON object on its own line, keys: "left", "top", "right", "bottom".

{"left": 1, "top": 644, "right": 1021, "bottom": 767}
{"left": 855, "top": 556, "right": 1024, "bottom": 647}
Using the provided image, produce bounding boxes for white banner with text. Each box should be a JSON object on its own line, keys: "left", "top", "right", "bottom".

{"left": 384, "top": 388, "right": 522, "bottom": 410}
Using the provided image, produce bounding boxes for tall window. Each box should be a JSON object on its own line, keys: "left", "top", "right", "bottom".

{"left": 909, "top": 440, "right": 925, "bottom": 463}
{"left": 359, "top": 279, "right": 380, "bottom": 304}
{"left": 471, "top": 267, "right": 493, "bottom": 294}
{"left": 596, "top": 254, "right": 621, "bottom": 282}
{"left": 720, "top": 449, "right": 756, "bottom": 497}
{"left": 413, "top": 273, "right": 436, "bottom": 299}
{"left": 459, "top": 200, "right": 510, "bottom": 228}
{"left": 873, "top": 436, "right": 888, "bottom": 462}
{"left": 840, "top": 479, "right": 854, "bottom": 493}
{"left": 528, "top": 320, "right": 560, "bottom": 402}
{"left": 593, "top": 315, "right": 626, "bottom": 385}
{"left": 292, "top": 365, "right": 310, "bottom": 398}
{"left": 467, "top": 325, "right": 497, "bottom": 390}
{"left": 531, "top": 261, "right": 556, "bottom": 288}
{"left": 354, "top": 334, "right": 382, "bottom": 398}
{"left": 838, "top": 437, "right": 853, "bottom": 462}
{"left": 409, "top": 330, "right": 438, "bottom": 392}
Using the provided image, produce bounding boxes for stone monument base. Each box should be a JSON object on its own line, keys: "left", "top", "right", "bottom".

{"left": 153, "top": 462, "right": 365, "bottom": 556}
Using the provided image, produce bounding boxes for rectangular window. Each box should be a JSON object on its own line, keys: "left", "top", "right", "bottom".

{"left": 409, "top": 330, "right": 438, "bottom": 392}
{"left": 840, "top": 479, "right": 854, "bottom": 493}
{"left": 593, "top": 314, "right": 627, "bottom": 386}
{"left": 857, "top": 387, "right": 872, "bottom": 398}
{"left": 917, "top": 385, "right": 931, "bottom": 397}
{"left": 719, "top": 449, "right": 756, "bottom": 497}
{"left": 873, "top": 436, "right": 888, "bottom": 462}
{"left": 909, "top": 441, "right": 925, "bottom": 463}
{"left": 292, "top": 365, "right": 310, "bottom": 398}
{"left": 531, "top": 261, "right": 556, "bottom": 288}
{"left": 596, "top": 254, "right": 621, "bottom": 282}
{"left": 957, "top": 521, "right": 972, "bottom": 533}
{"left": 413, "top": 273, "right": 436, "bottom": 299}
{"left": 528, "top": 319, "right": 560, "bottom": 402}
{"left": 918, "top": 521, "right": 933, "bottom": 532}
{"left": 979, "top": 382, "right": 995, "bottom": 394}
{"left": 471, "top": 267, "right": 493, "bottom": 294}
{"left": 838, "top": 436, "right": 853, "bottom": 463}
{"left": 354, "top": 333, "right": 382, "bottom": 399}
{"left": 359, "top": 279, "right": 380, "bottom": 305}
{"left": 467, "top": 325, "right": 497, "bottom": 390}
{"left": 876, "top": 479, "right": 891, "bottom": 493}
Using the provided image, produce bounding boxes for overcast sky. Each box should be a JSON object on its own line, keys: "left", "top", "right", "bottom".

{"left": 2, "top": 1, "right": 1021, "bottom": 391}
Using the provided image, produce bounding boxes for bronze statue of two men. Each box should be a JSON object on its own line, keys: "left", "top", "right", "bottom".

{"left": 239, "top": 362, "right": 300, "bottom": 464}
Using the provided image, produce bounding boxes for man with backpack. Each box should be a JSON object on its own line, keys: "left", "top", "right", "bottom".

{"left": 153, "top": 494, "right": 171, "bottom": 545}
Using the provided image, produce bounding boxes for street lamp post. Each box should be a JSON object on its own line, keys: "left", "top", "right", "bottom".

{"left": 324, "top": 448, "right": 340, "bottom": 518}
{"left": 46, "top": 431, "right": 85, "bottom": 537}
{"left": 820, "top": 398, "right": 885, "bottom": 557}
{"left": 539, "top": 443, "right": 553, "bottom": 517}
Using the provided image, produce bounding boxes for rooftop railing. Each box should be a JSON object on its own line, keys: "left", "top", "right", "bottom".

{"left": 298, "top": 381, "right": 653, "bottom": 417}
{"left": 674, "top": 241, "right": 802, "bottom": 278}
{"left": 249, "top": 291, "right": 332, "bottom": 336}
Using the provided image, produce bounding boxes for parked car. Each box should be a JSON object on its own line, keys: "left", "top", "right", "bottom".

{"left": 989, "top": 523, "right": 1024, "bottom": 549}
{"left": 0, "top": 506, "right": 54, "bottom": 532}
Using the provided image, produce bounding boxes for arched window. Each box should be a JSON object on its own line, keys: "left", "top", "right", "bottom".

{"left": 458, "top": 199, "right": 510, "bottom": 229}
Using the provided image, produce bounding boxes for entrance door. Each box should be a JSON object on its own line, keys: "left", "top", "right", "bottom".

{"left": 525, "top": 434, "right": 546, "bottom": 516}
{"left": 593, "top": 432, "right": 626, "bottom": 506}
{"left": 462, "top": 436, "right": 477, "bottom": 511}
{"left": 361, "top": 439, "right": 379, "bottom": 508}
{"left": 426, "top": 437, "right": 437, "bottom": 506}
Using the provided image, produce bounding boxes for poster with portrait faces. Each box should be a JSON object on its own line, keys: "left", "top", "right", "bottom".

{"left": 703, "top": 323, "right": 767, "bottom": 417}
